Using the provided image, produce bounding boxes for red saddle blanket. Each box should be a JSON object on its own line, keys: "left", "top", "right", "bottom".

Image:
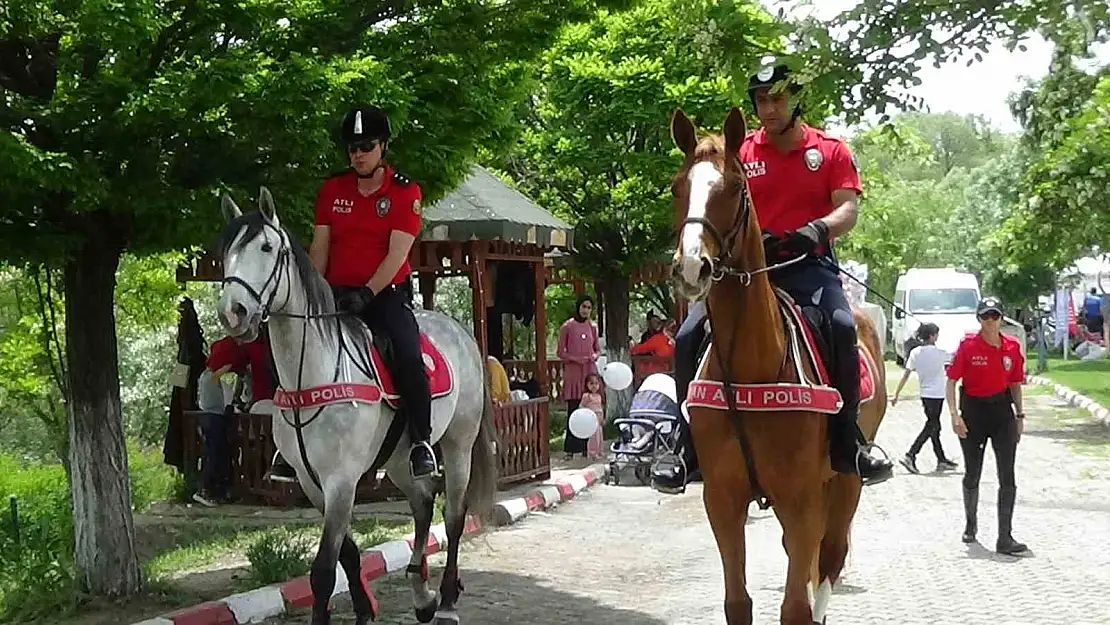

{"left": 685, "top": 290, "right": 877, "bottom": 414}
{"left": 271, "top": 334, "right": 455, "bottom": 410}
{"left": 370, "top": 333, "right": 455, "bottom": 409}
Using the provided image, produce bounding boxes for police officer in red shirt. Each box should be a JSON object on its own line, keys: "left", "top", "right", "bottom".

{"left": 653, "top": 61, "right": 894, "bottom": 493}
{"left": 265, "top": 105, "right": 437, "bottom": 483}
{"left": 945, "top": 296, "right": 1027, "bottom": 555}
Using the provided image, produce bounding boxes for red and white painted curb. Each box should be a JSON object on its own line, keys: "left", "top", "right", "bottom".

{"left": 132, "top": 464, "right": 608, "bottom": 625}
{"left": 1027, "top": 375, "right": 1110, "bottom": 427}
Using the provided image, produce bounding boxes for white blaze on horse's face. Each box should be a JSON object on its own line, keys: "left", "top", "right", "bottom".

{"left": 218, "top": 224, "right": 282, "bottom": 339}
{"left": 677, "top": 160, "right": 722, "bottom": 289}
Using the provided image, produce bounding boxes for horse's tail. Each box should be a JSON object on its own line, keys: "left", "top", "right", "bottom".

{"left": 465, "top": 369, "right": 499, "bottom": 526}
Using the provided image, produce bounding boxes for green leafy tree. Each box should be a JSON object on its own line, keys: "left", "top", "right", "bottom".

{"left": 792, "top": 0, "right": 1109, "bottom": 124}
{"left": 993, "top": 51, "right": 1110, "bottom": 273}
{"left": 492, "top": 0, "right": 782, "bottom": 412}
{"left": 1, "top": 0, "right": 625, "bottom": 597}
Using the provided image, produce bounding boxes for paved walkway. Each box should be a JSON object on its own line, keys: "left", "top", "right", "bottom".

{"left": 265, "top": 376, "right": 1110, "bottom": 624}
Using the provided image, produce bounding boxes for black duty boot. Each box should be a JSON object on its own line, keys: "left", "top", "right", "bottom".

{"left": 996, "top": 488, "right": 1028, "bottom": 555}
{"left": 409, "top": 441, "right": 439, "bottom": 479}
{"left": 962, "top": 486, "right": 978, "bottom": 543}
{"left": 857, "top": 445, "right": 894, "bottom": 485}
{"left": 264, "top": 452, "right": 297, "bottom": 483}
{"left": 650, "top": 452, "right": 687, "bottom": 495}
{"left": 831, "top": 423, "right": 893, "bottom": 485}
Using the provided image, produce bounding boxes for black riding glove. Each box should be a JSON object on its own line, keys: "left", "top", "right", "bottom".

{"left": 781, "top": 220, "right": 830, "bottom": 256}
{"left": 336, "top": 286, "right": 376, "bottom": 315}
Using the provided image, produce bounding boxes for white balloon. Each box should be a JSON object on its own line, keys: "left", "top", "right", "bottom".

{"left": 568, "top": 407, "right": 600, "bottom": 439}
{"left": 602, "top": 361, "right": 634, "bottom": 391}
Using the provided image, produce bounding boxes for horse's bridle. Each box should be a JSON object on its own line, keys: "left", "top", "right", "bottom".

{"left": 679, "top": 162, "right": 806, "bottom": 286}
{"left": 219, "top": 218, "right": 377, "bottom": 492}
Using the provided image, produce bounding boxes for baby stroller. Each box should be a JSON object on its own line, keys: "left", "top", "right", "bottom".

{"left": 607, "top": 373, "right": 684, "bottom": 486}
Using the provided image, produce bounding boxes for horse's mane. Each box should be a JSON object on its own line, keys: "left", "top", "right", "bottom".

{"left": 218, "top": 211, "right": 337, "bottom": 320}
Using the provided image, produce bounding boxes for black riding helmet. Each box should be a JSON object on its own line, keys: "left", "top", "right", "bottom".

{"left": 747, "top": 59, "right": 804, "bottom": 135}
{"left": 341, "top": 106, "right": 392, "bottom": 178}
{"left": 977, "top": 296, "right": 1004, "bottom": 319}
{"left": 340, "top": 105, "right": 392, "bottom": 147}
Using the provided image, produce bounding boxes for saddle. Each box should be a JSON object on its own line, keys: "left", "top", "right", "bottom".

{"left": 686, "top": 288, "right": 876, "bottom": 413}
{"left": 364, "top": 329, "right": 454, "bottom": 411}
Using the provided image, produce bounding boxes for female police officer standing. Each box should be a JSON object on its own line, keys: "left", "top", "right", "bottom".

{"left": 945, "top": 296, "right": 1028, "bottom": 555}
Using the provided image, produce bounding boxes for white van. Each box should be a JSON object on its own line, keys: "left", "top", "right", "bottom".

{"left": 891, "top": 268, "right": 982, "bottom": 364}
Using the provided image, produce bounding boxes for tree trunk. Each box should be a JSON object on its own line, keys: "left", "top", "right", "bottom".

{"left": 599, "top": 273, "right": 633, "bottom": 417}
{"left": 64, "top": 218, "right": 142, "bottom": 597}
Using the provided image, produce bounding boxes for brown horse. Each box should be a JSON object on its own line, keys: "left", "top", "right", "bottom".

{"left": 668, "top": 107, "right": 888, "bottom": 625}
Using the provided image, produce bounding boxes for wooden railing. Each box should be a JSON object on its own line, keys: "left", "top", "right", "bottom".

{"left": 493, "top": 398, "right": 551, "bottom": 487}
{"left": 503, "top": 356, "right": 674, "bottom": 400}
{"left": 182, "top": 397, "right": 552, "bottom": 507}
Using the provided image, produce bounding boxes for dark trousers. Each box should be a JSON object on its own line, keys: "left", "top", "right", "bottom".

{"left": 564, "top": 399, "right": 587, "bottom": 455}
{"left": 959, "top": 392, "right": 1018, "bottom": 493}
{"left": 199, "top": 411, "right": 232, "bottom": 497}
{"left": 347, "top": 284, "right": 432, "bottom": 443}
{"left": 672, "top": 261, "right": 860, "bottom": 464}
{"left": 909, "top": 398, "right": 949, "bottom": 460}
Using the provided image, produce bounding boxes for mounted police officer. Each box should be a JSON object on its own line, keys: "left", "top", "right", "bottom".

{"left": 653, "top": 60, "right": 895, "bottom": 493}
{"left": 265, "top": 105, "right": 438, "bottom": 483}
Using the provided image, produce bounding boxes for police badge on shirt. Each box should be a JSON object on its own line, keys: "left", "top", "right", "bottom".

{"left": 803, "top": 147, "right": 823, "bottom": 171}
{"left": 376, "top": 196, "right": 391, "bottom": 217}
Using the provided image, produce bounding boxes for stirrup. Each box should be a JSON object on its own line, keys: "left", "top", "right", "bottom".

{"left": 410, "top": 440, "right": 441, "bottom": 479}
{"left": 857, "top": 442, "right": 893, "bottom": 485}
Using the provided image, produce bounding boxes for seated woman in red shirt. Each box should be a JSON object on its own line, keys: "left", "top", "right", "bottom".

{"left": 631, "top": 319, "right": 676, "bottom": 377}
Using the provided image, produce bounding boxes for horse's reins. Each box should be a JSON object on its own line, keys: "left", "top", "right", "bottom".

{"left": 221, "top": 221, "right": 378, "bottom": 492}
{"left": 679, "top": 169, "right": 783, "bottom": 510}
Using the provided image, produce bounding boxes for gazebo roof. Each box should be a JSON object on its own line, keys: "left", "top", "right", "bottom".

{"left": 421, "top": 166, "right": 573, "bottom": 250}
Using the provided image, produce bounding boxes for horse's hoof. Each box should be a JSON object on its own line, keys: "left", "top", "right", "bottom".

{"left": 415, "top": 600, "right": 439, "bottom": 623}
{"left": 433, "top": 610, "right": 461, "bottom": 624}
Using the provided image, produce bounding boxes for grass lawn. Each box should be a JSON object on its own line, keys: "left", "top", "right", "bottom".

{"left": 1040, "top": 357, "right": 1110, "bottom": 407}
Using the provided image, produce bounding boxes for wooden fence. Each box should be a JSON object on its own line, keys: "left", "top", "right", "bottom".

{"left": 182, "top": 398, "right": 551, "bottom": 507}
{"left": 502, "top": 356, "right": 674, "bottom": 400}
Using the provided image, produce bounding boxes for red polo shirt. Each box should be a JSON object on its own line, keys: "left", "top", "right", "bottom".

{"left": 313, "top": 167, "right": 423, "bottom": 288}
{"left": 738, "top": 124, "right": 863, "bottom": 237}
{"left": 946, "top": 332, "right": 1025, "bottom": 398}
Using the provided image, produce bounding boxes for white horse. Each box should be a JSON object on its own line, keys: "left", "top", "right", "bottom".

{"left": 217, "top": 188, "right": 497, "bottom": 625}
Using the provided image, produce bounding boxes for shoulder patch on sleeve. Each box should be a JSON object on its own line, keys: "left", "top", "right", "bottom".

{"left": 392, "top": 170, "right": 412, "bottom": 186}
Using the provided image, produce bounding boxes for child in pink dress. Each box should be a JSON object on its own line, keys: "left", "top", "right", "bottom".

{"left": 580, "top": 373, "right": 606, "bottom": 459}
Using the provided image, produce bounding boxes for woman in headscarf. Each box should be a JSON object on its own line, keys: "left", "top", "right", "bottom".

{"left": 557, "top": 294, "right": 600, "bottom": 459}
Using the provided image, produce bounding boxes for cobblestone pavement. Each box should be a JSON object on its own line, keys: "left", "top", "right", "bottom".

{"left": 266, "top": 376, "right": 1110, "bottom": 624}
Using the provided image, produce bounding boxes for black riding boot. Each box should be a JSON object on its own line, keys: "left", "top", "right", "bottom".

{"left": 996, "top": 488, "right": 1027, "bottom": 554}
{"left": 962, "top": 486, "right": 978, "bottom": 543}
{"left": 265, "top": 451, "right": 297, "bottom": 483}
{"left": 829, "top": 411, "right": 893, "bottom": 484}
{"left": 409, "top": 440, "right": 439, "bottom": 479}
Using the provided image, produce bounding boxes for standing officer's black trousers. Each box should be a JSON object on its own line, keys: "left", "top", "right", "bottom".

{"left": 344, "top": 284, "right": 433, "bottom": 444}
{"left": 959, "top": 391, "right": 1018, "bottom": 493}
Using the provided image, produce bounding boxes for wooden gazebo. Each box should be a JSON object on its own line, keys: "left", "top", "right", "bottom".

{"left": 168, "top": 165, "right": 572, "bottom": 506}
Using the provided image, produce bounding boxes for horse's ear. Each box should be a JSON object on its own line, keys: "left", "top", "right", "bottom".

{"left": 723, "top": 107, "right": 747, "bottom": 160}
{"left": 221, "top": 194, "right": 242, "bottom": 223}
{"left": 258, "top": 186, "right": 279, "bottom": 227}
{"left": 671, "top": 109, "right": 698, "bottom": 156}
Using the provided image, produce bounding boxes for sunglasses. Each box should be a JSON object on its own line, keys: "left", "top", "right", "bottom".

{"left": 347, "top": 140, "right": 381, "bottom": 154}
{"left": 979, "top": 311, "right": 1001, "bottom": 320}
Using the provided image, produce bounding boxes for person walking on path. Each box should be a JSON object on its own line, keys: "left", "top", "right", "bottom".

{"left": 892, "top": 322, "right": 958, "bottom": 474}
{"left": 558, "top": 294, "right": 599, "bottom": 459}
{"left": 945, "top": 296, "right": 1028, "bottom": 555}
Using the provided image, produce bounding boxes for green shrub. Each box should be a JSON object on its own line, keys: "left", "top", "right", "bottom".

{"left": 0, "top": 455, "right": 77, "bottom": 619}
{"left": 0, "top": 443, "right": 181, "bottom": 620}
{"left": 245, "top": 528, "right": 313, "bottom": 585}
